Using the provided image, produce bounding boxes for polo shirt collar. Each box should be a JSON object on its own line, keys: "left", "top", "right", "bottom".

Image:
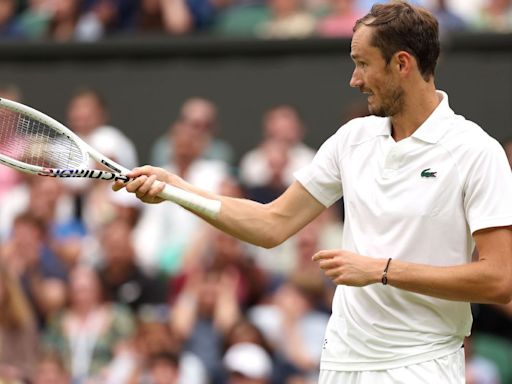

{"left": 412, "top": 90, "right": 454, "bottom": 144}
{"left": 377, "top": 90, "right": 454, "bottom": 143}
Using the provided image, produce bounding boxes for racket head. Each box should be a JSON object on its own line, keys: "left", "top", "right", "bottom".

{"left": 0, "top": 98, "right": 90, "bottom": 176}
{"left": 0, "top": 98, "right": 221, "bottom": 217}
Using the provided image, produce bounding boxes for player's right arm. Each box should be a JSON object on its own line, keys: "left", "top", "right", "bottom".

{"left": 113, "top": 165, "right": 326, "bottom": 248}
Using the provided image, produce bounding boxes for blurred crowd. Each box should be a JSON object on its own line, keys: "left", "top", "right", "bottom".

{"left": 0, "top": 82, "right": 511, "bottom": 384}
{"left": 0, "top": 0, "right": 512, "bottom": 41}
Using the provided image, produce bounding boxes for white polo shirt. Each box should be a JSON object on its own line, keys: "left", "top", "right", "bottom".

{"left": 294, "top": 91, "right": 512, "bottom": 371}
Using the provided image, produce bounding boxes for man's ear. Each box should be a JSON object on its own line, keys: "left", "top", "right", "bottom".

{"left": 398, "top": 51, "right": 410, "bottom": 70}
{"left": 394, "top": 51, "right": 415, "bottom": 75}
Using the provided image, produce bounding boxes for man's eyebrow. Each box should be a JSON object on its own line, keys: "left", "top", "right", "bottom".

{"left": 350, "top": 53, "right": 360, "bottom": 61}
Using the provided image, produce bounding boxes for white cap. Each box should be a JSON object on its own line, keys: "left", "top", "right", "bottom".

{"left": 223, "top": 343, "right": 272, "bottom": 379}
{"left": 107, "top": 187, "right": 142, "bottom": 209}
{"left": 88, "top": 125, "right": 139, "bottom": 170}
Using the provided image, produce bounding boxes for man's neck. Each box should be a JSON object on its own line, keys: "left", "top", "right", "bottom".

{"left": 390, "top": 83, "right": 440, "bottom": 142}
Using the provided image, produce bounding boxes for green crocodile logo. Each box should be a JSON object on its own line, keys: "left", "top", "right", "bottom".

{"left": 421, "top": 168, "right": 437, "bottom": 178}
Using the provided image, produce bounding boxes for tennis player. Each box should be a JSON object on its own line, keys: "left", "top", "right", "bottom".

{"left": 115, "top": 1, "right": 512, "bottom": 382}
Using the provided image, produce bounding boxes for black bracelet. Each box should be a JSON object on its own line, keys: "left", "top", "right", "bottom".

{"left": 382, "top": 258, "right": 392, "bottom": 285}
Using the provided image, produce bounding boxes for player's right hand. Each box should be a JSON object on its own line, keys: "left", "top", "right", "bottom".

{"left": 112, "top": 165, "right": 169, "bottom": 204}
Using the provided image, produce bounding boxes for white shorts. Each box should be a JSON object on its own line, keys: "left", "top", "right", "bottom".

{"left": 318, "top": 348, "right": 465, "bottom": 384}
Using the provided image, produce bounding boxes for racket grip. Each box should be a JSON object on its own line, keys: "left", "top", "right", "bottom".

{"left": 158, "top": 183, "right": 221, "bottom": 219}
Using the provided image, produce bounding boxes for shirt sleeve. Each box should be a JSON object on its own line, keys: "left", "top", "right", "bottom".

{"left": 294, "top": 129, "right": 344, "bottom": 208}
{"left": 463, "top": 138, "right": 512, "bottom": 233}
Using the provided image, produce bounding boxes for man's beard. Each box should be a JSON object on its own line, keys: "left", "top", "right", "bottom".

{"left": 369, "top": 84, "right": 405, "bottom": 117}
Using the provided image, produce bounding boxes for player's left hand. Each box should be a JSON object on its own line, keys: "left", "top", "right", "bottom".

{"left": 312, "top": 250, "right": 386, "bottom": 287}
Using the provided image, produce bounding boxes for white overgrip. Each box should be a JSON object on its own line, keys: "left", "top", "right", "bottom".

{"left": 158, "top": 183, "right": 222, "bottom": 219}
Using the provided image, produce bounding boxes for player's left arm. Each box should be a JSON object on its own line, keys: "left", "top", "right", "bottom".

{"left": 313, "top": 225, "right": 512, "bottom": 304}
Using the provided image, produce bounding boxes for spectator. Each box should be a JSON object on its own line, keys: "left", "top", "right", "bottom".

{"left": 0, "top": 174, "right": 83, "bottom": 279}
{"left": 239, "top": 105, "right": 315, "bottom": 275}
{"left": 32, "top": 353, "right": 70, "bottom": 384}
{"left": 222, "top": 318, "right": 284, "bottom": 383}
{"left": 245, "top": 139, "right": 290, "bottom": 204}
{"left": 292, "top": 217, "right": 338, "bottom": 311}
{"left": 257, "top": 0, "right": 317, "bottom": 38}
{"left": 248, "top": 271, "right": 329, "bottom": 383}
{"left": 81, "top": 177, "right": 142, "bottom": 240}
{"left": 213, "top": 1, "right": 269, "bottom": 37}
{"left": 472, "top": 0, "right": 512, "bottom": 32}
{"left": 150, "top": 97, "right": 235, "bottom": 167}
{"left": 317, "top": 0, "right": 362, "bottom": 38}
{"left": 43, "top": 264, "right": 136, "bottom": 382}
{"left": 0, "top": 81, "right": 21, "bottom": 103}
{"left": 428, "top": 0, "right": 467, "bottom": 35}
{"left": 136, "top": 0, "right": 166, "bottom": 32}
{"left": 136, "top": 0, "right": 195, "bottom": 34}
{"left": 144, "top": 351, "right": 181, "bottom": 384}
{"left": 0, "top": 212, "right": 69, "bottom": 325}
{"left": 175, "top": 226, "right": 269, "bottom": 309}
{"left": 47, "top": 0, "right": 81, "bottom": 41}
{"left": 66, "top": 87, "right": 138, "bottom": 170}
{"left": 0, "top": 0, "right": 25, "bottom": 38}
{"left": 183, "top": 0, "right": 233, "bottom": 32}
{"left": 223, "top": 342, "right": 273, "bottom": 384}
{"left": 223, "top": 318, "right": 273, "bottom": 356}
{"left": 18, "top": 0, "right": 62, "bottom": 39}
{"left": 65, "top": 88, "right": 138, "bottom": 225}
{"left": 445, "top": 0, "right": 485, "bottom": 24}
{"left": 0, "top": 171, "right": 76, "bottom": 247}
{"left": 125, "top": 315, "right": 208, "bottom": 384}
{"left": 20, "top": 0, "right": 130, "bottom": 40}
{"left": 134, "top": 118, "right": 230, "bottom": 275}
{"left": 27, "top": 176, "right": 86, "bottom": 270}
{"left": 170, "top": 267, "right": 242, "bottom": 383}
{"left": 75, "top": 0, "right": 138, "bottom": 39}
{"left": 239, "top": 105, "right": 315, "bottom": 189}
{"left": 74, "top": 0, "right": 121, "bottom": 41}
{"left": 181, "top": 97, "right": 235, "bottom": 163}
{"left": 464, "top": 336, "right": 501, "bottom": 384}
{"left": 0, "top": 262, "right": 39, "bottom": 382}
{"left": 97, "top": 217, "right": 168, "bottom": 312}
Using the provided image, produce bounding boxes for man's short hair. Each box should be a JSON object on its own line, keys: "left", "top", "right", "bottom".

{"left": 354, "top": 0, "right": 440, "bottom": 81}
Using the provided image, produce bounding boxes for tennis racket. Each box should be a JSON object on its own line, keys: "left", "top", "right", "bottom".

{"left": 0, "top": 98, "right": 221, "bottom": 218}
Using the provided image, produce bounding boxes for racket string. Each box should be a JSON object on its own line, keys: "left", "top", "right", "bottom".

{"left": 0, "top": 108, "right": 85, "bottom": 169}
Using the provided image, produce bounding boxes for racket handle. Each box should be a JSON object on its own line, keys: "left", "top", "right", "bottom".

{"left": 158, "top": 183, "right": 221, "bottom": 219}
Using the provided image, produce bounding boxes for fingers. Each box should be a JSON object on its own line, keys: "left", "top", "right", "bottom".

{"left": 112, "top": 180, "right": 125, "bottom": 191}
{"left": 315, "top": 256, "right": 343, "bottom": 283}
{"left": 126, "top": 165, "right": 157, "bottom": 178}
{"left": 317, "top": 258, "right": 339, "bottom": 271}
{"left": 312, "top": 250, "right": 336, "bottom": 262}
{"left": 112, "top": 165, "right": 171, "bottom": 204}
{"left": 137, "top": 175, "right": 158, "bottom": 199}
{"left": 127, "top": 175, "right": 159, "bottom": 199}
{"left": 312, "top": 250, "right": 340, "bottom": 277}
{"left": 148, "top": 179, "right": 166, "bottom": 196}
{"left": 124, "top": 175, "right": 147, "bottom": 194}
{"left": 112, "top": 166, "right": 160, "bottom": 192}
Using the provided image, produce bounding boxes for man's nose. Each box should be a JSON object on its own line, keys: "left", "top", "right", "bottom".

{"left": 350, "top": 68, "right": 363, "bottom": 88}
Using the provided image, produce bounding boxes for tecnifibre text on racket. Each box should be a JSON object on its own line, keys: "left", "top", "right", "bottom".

{"left": 0, "top": 98, "right": 221, "bottom": 218}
